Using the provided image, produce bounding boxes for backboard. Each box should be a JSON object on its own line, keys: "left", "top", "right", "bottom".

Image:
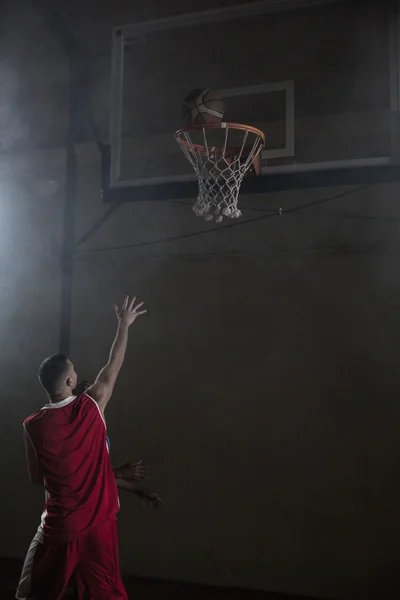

{"left": 104, "top": 0, "right": 400, "bottom": 201}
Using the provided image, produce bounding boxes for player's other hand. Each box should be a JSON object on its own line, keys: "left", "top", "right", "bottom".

{"left": 113, "top": 295, "right": 147, "bottom": 327}
{"left": 115, "top": 460, "right": 148, "bottom": 482}
{"left": 144, "top": 491, "right": 164, "bottom": 509}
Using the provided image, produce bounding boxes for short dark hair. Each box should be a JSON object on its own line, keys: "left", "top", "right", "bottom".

{"left": 38, "top": 354, "right": 70, "bottom": 394}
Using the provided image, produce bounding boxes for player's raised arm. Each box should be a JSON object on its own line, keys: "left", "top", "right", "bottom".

{"left": 87, "top": 295, "right": 146, "bottom": 413}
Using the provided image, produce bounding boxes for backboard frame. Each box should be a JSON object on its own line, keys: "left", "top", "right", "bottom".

{"left": 104, "top": 0, "right": 400, "bottom": 202}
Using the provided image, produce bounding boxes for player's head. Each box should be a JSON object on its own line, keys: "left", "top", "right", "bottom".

{"left": 38, "top": 354, "right": 77, "bottom": 396}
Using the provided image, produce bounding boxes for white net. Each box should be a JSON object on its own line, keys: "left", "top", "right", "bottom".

{"left": 175, "top": 123, "right": 265, "bottom": 222}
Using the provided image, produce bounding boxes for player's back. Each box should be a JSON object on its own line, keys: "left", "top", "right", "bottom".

{"left": 24, "top": 393, "right": 118, "bottom": 541}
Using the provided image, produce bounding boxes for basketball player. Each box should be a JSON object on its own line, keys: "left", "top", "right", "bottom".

{"left": 17, "top": 295, "right": 146, "bottom": 600}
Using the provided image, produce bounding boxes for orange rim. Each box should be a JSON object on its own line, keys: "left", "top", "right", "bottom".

{"left": 175, "top": 122, "right": 265, "bottom": 159}
{"left": 175, "top": 122, "right": 265, "bottom": 145}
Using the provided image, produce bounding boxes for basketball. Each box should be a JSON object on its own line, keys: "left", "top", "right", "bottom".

{"left": 182, "top": 89, "right": 225, "bottom": 124}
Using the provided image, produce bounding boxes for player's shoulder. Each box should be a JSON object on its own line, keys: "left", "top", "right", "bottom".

{"left": 24, "top": 395, "right": 80, "bottom": 426}
{"left": 23, "top": 403, "right": 50, "bottom": 425}
{"left": 23, "top": 411, "right": 40, "bottom": 428}
{"left": 79, "top": 391, "right": 98, "bottom": 406}
{"left": 23, "top": 407, "right": 49, "bottom": 436}
{"left": 61, "top": 392, "right": 101, "bottom": 415}
{"left": 78, "top": 392, "right": 105, "bottom": 421}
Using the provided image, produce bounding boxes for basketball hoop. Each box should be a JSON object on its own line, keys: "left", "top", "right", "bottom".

{"left": 175, "top": 122, "right": 265, "bottom": 222}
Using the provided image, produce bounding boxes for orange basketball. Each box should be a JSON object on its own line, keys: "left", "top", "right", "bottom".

{"left": 182, "top": 89, "right": 225, "bottom": 125}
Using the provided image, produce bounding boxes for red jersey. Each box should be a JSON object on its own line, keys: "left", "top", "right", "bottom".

{"left": 24, "top": 393, "right": 119, "bottom": 542}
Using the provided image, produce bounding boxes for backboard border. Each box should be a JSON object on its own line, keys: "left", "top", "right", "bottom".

{"left": 107, "top": 0, "right": 396, "bottom": 196}
{"left": 108, "top": 0, "right": 346, "bottom": 190}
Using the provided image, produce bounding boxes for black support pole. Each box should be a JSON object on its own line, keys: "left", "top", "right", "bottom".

{"left": 31, "top": 2, "right": 121, "bottom": 354}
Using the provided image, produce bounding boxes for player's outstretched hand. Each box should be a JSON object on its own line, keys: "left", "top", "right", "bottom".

{"left": 115, "top": 460, "right": 148, "bottom": 482}
{"left": 113, "top": 295, "right": 147, "bottom": 327}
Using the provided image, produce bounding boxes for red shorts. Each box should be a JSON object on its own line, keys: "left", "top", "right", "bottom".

{"left": 16, "top": 519, "right": 127, "bottom": 600}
